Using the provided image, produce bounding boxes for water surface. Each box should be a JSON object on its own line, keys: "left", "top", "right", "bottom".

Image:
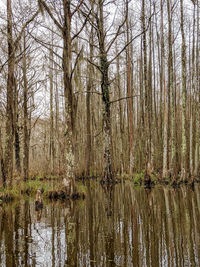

{"left": 0, "top": 182, "right": 200, "bottom": 266}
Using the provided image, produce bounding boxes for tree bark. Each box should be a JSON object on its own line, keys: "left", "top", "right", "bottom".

{"left": 4, "top": 0, "right": 15, "bottom": 186}
{"left": 49, "top": 43, "right": 55, "bottom": 174}
{"left": 13, "top": 76, "right": 21, "bottom": 175}
{"left": 142, "top": 0, "right": 151, "bottom": 184}
{"left": 194, "top": 0, "right": 200, "bottom": 176}
{"left": 86, "top": 24, "right": 94, "bottom": 176}
{"left": 23, "top": 32, "right": 29, "bottom": 181}
{"left": 62, "top": 0, "right": 77, "bottom": 190}
{"left": 180, "top": 0, "right": 188, "bottom": 181}
{"left": 167, "top": 0, "right": 176, "bottom": 181}
{"left": 126, "top": 9, "right": 134, "bottom": 174}
{"left": 97, "top": 0, "right": 113, "bottom": 181}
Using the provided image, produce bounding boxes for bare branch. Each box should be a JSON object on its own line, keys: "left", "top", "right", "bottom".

{"left": 29, "top": 32, "right": 63, "bottom": 61}
{"left": 109, "top": 95, "right": 139, "bottom": 105}
{"left": 70, "top": 46, "right": 83, "bottom": 81}
{"left": 0, "top": 45, "right": 30, "bottom": 73}
{"left": 109, "top": 12, "right": 155, "bottom": 65}
{"left": 106, "top": 2, "right": 128, "bottom": 53}
{"left": 85, "top": 58, "right": 102, "bottom": 73}
{"left": 39, "top": 0, "right": 63, "bottom": 31}
{"left": 71, "top": 0, "right": 84, "bottom": 17}
{"left": 75, "top": 90, "right": 102, "bottom": 95}
{"left": 14, "top": 9, "right": 40, "bottom": 47}
{"left": 71, "top": 8, "right": 92, "bottom": 41}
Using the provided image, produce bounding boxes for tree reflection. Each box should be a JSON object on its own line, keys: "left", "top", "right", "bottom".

{"left": 0, "top": 184, "right": 200, "bottom": 266}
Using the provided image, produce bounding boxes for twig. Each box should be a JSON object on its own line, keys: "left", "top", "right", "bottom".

{"left": 109, "top": 95, "right": 139, "bottom": 104}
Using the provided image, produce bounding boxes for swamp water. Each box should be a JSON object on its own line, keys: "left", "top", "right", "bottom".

{"left": 0, "top": 182, "right": 200, "bottom": 266}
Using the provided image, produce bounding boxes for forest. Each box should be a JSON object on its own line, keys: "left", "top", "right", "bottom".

{"left": 0, "top": 1, "right": 200, "bottom": 266}
{"left": 0, "top": 0, "right": 199, "bottom": 190}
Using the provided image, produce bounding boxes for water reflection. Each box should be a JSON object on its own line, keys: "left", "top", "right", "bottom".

{"left": 0, "top": 183, "right": 200, "bottom": 266}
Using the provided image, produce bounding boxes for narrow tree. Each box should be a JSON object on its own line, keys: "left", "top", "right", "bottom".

{"left": 4, "top": 0, "right": 15, "bottom": 186}
{"left": 180, "top": 0, "right": 188, "bottom": 181}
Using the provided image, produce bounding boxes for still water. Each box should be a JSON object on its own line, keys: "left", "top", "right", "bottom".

{"left": 0, "top": 182, "right": 200, "bottom": 267}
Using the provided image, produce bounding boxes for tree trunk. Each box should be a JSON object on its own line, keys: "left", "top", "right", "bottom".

{"left": 49, "top": 44, "right": 55, "bottom": 174}
{"left": 86, "top": 25, "right": 94, "bottom": 176}
{"left": 190, "top": 3, "right": 196, "bottom": 177}
{"left": 0, "top": 129, "right": 5, "bottom": 186}
{"left": 180, "top": 0, "right": 188, "bottom": 181}
{"left": 167, "top": 0, "right": 176, "bottom": 181}
{"left": 13, "top": 77, "right": 21, "bottom": 175}
{"left": 62, "top": 0, "right": 77, "bottom": 189}
{"left": 116, "top": 43, "right": 124, "bottom": 174}
{"left": 194, "top": 0, "right": 199, "bottom": 176}
{"left": 142, "top": 0, "right": 151, "bottom": 184}
{"left": 4, "top": 0, "right": 15, "bottom": 186}
{"left": 97, "top": 0, "right": 113, "bottom": 182}
{"left": 126, "top": 10, "right": 134, "bottom": 174}
{"left": 23, "top": 33, "right": 29, "bottom": 181}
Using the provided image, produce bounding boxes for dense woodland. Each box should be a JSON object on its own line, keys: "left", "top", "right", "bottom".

{"left": 0, "top": 0, "right": 199, "bottom": 188}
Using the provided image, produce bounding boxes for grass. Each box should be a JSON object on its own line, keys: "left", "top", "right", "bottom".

{"left": 0, "top": 177, "right": 87, "bottom": 203}
{"left": 119, "top": 170, "right": 160, "bottom": 186}
{"left": 0, "top": 178, "right": 60, "bottom": 203}
{"left": 119, "top": 171, "right": 145, "bottom": 185}
{"left": 76, "top": 184, "right": 87, "bottom": 196}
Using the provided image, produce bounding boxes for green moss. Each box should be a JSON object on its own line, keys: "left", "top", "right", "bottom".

{"left": 0, "top": 177, "right": 88, "bottom": 203}
{"left": 0, "top": 179, "right": 58, "bottom": 202}
{"left": 29, "top": 173, "right": 60, "bottom": 181}
{"left": 118, "top": 170, "right": 162, "bottom": 185}
{"left": 76, "top": 184, "right": 87, "bottom": 195}
{"left": 132, "top": 172, "right": 144, "bottom": 185}
{"left": 120, "top": 173, "right": 133, "bottom": 180}
{"left": 19, "top": 179, "right": 51, "bottom": 194}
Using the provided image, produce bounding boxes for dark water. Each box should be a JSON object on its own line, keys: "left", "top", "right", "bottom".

{"left": 0, "top": 182, "right": 200, "bottom": 267}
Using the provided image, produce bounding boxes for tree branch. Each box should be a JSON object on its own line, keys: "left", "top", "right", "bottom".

{"left": 85, "top": 58, "right": 102, "bottom": 73}
{"left": 0, "top": 45, "right": 30, "bottom": 73}
{"left": 71, "top": 8, "right": 92, "bottom": 41}
{"left": 70, "top": 46, "right": 83, "bottom": 81}
{"left": 14, "top": 9, "right": 40, "bottom": 47}
{"left": 109, "top": 95, "right": 139, "bottom": 104}
{"left": 29, "top": 32, "right": 63, "bottom": 61}
{"left": 39, "top": 0, "right": 63, "bottom": 31}
{"left": 75, "top": 90, "right": 102, "bottom": 95}
{"left": 71, "top": 0, "right": 84, "bottom": 17}
{"left": 108, "top": 12, "right": 155, "bottom": 65}
{"left": 106, "top": 2, "right": 128, "bottom": 53}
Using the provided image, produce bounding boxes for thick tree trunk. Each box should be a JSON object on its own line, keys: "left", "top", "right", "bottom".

{"left": 142, "top": 0, "right": 151, "bottom": 184}
{"left": 163, "top": 79, "right": 168, "bottom": 179}
{"left": 13, "top": 77, "right": 21, "bottom": 175}
{"left": 4, "top": 0, "right": 15, "bottom": 186}
{"left": 139, "top": 39, "right": 145, "bottom": 170}
{"left": 167, "top": 0, "right": 176, "bottom": 181}
{"left": 49, "top": 46, "right": 55, "bottom": 174}
{"left": 159, "top": 0, "right": 168, "bottom": 179}
{"left": 194, "top": 0, "right": 199, "bottom": 176}
{"left": 23, "top": 33, "right": 29, "bottom": 181}
{"left": 148, "top": 1, "right": 153, "bottom": 169}
{"left": 55, "top": 70, "right": 61, "bottom": 174}
{"left": 101, "top": 67, "right": 113, "bottom": 181}
{"left": 180, "top": 0, "right": 188, "bottom": 181}
{"left": 116, "top": 43, "right": 124, "bottom": 174}
{"left": 86, "top": 40, "right": 93, "bottom": 176}
{"left": 97, "top": 0, "right": 113, "bottom": 182}
{"left": 62, "top": 0, "right": 77, "bottom": 189}
{"left": 190, "top": 4, "right": 196, "bottom": 177}
{"left": 126, "top": 16, "right": 134, "bottom": 174}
